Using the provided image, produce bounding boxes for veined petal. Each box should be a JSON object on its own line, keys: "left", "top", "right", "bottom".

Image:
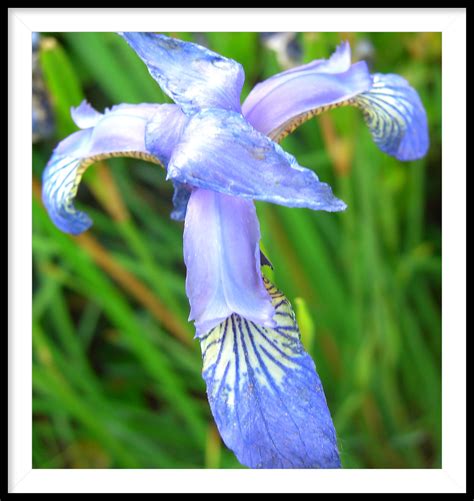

{"left": 353, "top": 73, "right": 429, "bottom": 160}
{"left": 120, "top": 32, "right": 245, "bottom": 114}
{"left": 184, "top": 189, "right": 275, "bottom": 337}
{"left": 168, "top": 108, "right": 346, "bottom": 212}
{"left": 243, "top": 42, "right": 428, "bottom": 160}
{"left": 42, "top": 102, "right": 186, "bottom": 234}
{"left": 200, "top": 278, "right": 341, "bottom": 469}
{"left": 242, "top": 42, "right": 371, "bottom": 140}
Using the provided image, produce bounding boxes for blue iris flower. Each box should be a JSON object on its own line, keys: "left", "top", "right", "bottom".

{"left": 42, "top": 33, "right": 429, "bottom": 469}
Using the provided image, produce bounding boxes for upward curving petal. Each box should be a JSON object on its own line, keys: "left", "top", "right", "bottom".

{"left": 242, "top": 41, "right": 371, "bottom": 139}
{"left": 120, "top": 32, "right": 245, "bottom": 115}
{"left": 42, "top": 102, "right": 187, "bottom": 234}
{"left": 167, "top": 108, "right": 346, "bottom": 212}
{"left": 200, "top": 278, "right": 341, "bottom": 468}
{"left": 184, "top": 188, "right": 275, "bottom": 337}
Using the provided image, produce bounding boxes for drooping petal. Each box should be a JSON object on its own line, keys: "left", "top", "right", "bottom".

{"left": 243, "top": 42, "right": 428, "bottom": 160}
{"left": 119, "top": 32, "right": 245, "bottom": 115}
{"left": 42, "top": 102, "right": 186, "bottom": 234}
{"left": 353, "top": 73, "right": 429, "bottom": 160}
{"left": 167, "top": 108, "right": 346, "bottom": 212}
{"left": 242, "top": 41, "right": 372, "bottom": 140}
{"left": 200, "top": 278, "right": 341, "bottom": 469}
{"left": 183, "top": 188, "right": 275, "bottom": 337}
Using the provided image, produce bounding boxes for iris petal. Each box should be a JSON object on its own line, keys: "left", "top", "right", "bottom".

{"left": 42, "top": 103, "right": 185, "bottom": 234}
{"left": 120, "top": 32, "right": 245, "bottom": 114}
{"left": 170, "top": 181, "right": 192, "bottom": 221}
{"left": 353, "top": 73, "right": 429, "bottom": 160}
{"left": 183, "top": 189, "right": 275, "bottom": 337}
{"left": 242, "top": 42, "right": 371, "bottom": 139}
{"left": 200, "top": 278, "right": 341, "bottom": 468}
{"left": 70, "top": 100, "right": 103, "bottom": 129}
{"left": 242, "top": 42, "right": 428, "bottom": 160}
{"left": 145, "top": 103, "right": 189, "bottom": 164}
{"left": 168, "top": 108, "right": 346, "bottom": 212}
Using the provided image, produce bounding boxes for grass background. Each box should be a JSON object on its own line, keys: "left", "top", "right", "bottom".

{"left": 32, "top": 32, "right": 441, "bottom": 469}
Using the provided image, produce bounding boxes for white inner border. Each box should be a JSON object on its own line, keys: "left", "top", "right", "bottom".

{"left": 9, "top": 7, "right": 466, "bottom": 494}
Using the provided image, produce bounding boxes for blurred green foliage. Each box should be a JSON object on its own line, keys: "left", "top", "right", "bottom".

{"left": 32, "top": 32, "right": 441, "bottom": 469}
